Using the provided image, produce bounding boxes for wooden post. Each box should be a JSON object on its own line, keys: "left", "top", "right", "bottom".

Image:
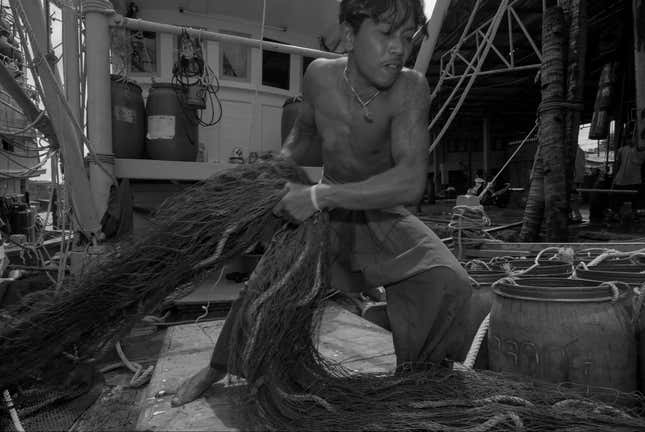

{"left": 633, "top": 0, "right": 645, "bottom": 149}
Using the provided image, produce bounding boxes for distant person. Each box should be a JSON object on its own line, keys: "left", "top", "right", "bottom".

{"left": 467, "top": 169, "right": 486, "bottom": 197}
{"left": 613, "top": 137, "right": 645, "bottom": 216}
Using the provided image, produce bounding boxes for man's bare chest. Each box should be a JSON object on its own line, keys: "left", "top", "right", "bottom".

{"left": 314, "top": 93, "right": 392, "bottom": 156}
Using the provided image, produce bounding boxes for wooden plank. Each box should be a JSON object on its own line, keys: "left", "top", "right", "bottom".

{"left": 576, "top": 188, "right": 638, "bottom": 194}
{"left": 115, "top": 159, "right": 323, "bottom": 183}
{"left": 137, "top": 305, "right": 395, "bottom": 432}
{"left": 464, "top": 249, "right": 532, "bottom": 258}
{"left": 468, "top": 242, "right": 645, "bottom": 253}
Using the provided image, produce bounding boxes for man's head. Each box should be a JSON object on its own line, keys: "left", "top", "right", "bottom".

{"left": 340, "top": 0, "right": 427, "bottom": 89}
{"left": 340, "top": 0, "right": 427, "bottom": 36}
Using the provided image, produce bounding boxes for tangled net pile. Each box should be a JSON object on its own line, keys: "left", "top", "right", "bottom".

{"left": 1, "top": 160, "right": 645, "bottom": 431}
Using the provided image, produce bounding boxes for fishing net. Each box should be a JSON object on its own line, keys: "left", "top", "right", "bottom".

{"left": 1, "top": 160, "right": 645, "bottom": 431}
{"left": 0, "top": 159, "right": 308, "bottom": 388}
{"left": 226, "top": 213, "right": 645, "bottom": 432}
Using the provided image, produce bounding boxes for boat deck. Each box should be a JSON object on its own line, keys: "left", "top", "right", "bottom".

{"left": 136, "top": 305, "right": 395, "bottom": 431}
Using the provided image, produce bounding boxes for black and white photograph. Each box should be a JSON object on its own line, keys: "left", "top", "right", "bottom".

{"left": 1, "top": 0, "right": 645, "bottom": 431}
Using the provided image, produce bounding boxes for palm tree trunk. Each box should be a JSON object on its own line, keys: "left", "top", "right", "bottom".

{"left": 540, "top": 6, "right": 569, "bottom": 241}
{"left": 520, "top": 148, "right": 545, "bottom": 241}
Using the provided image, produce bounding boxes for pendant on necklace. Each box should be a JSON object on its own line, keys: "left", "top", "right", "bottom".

{"left": 362, "top": 107, "right": 374, "bottom": 123}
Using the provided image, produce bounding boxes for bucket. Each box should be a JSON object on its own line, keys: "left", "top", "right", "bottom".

{"left": 110, "top": 75, "right": 145, "bottom": 159}
{"left": 489, "top": 278, "right": 636, "bottom": 395}
{"left": 145, "top": 83, "right": 198, "bottom": 161}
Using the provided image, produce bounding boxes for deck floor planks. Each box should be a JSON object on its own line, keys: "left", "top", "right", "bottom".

{"left": 137, "top": 304, "right": 395, "bottom": 431}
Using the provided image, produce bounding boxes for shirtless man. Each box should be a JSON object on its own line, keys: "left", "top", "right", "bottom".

{"left": 172, "top": 0, "right": 472, "bottom": 406}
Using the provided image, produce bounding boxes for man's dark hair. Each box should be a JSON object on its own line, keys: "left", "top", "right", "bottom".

{"left": 339, "top": 0, "right": 427, "bottom": 35}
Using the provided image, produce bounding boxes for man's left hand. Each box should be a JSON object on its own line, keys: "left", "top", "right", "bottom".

{"left": 273, "top": 182, "right": 319, "bottom": 223}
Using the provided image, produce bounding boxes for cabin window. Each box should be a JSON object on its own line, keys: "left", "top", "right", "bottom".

{"left": 220, "top": 31, "right": 251, "bottom": 82}
{"left": 129, "top": 30, "right": 159, "bottom": 74}
{"left": 262, "top": 38, "right": 290, "bottom": 90}
{"left": 302, "top": 56, "right": 315, "bottom": 76}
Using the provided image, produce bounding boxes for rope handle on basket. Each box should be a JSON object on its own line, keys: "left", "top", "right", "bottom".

{"left": 464, "top": 259, "right": 492, "bottom": 271}
{"left": 632, "top": 283, "right": 645, "bottom": 327}
{"left": 535, "top": 246, "right": 562, "bottom": 264}
{"left": 570, "top": 261, "right": 588, "bottom": 280}
{"left": 587, "top": 248, "right": 645, "bottom": 267}
{"left": 468, "top": 276, "right": 481, "bottom": 289}
{"left": 491, "top": 277, "right": 518, "bottom": 289}
{"left": 598, "top": 281, "right": 622, "bottom": 302}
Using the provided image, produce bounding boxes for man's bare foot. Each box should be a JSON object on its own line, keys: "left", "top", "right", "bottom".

{"left": 171, "top": 366, "right": 226, "bottom": 406}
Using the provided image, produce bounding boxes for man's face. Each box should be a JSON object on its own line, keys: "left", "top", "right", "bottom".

{"left": 347, "top": 16, "right": 417, "bottom": 89}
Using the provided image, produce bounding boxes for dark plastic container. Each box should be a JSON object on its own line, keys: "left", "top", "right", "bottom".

{"left": 111, "top": 75, "right": 145, "bottom": 158}
{"left": 145, "top": 83, "right": 198, "bottom": 161}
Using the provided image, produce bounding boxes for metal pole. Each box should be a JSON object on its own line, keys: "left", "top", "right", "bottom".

{"left": 443, "top": 63, "right": 541, "bottom": 80}
{"left": 12, "top": 0, "right": 101, "bottom": 236}
{"left": 112, "top": 15, "right": 342, "bottom": 60}
{"left": 483, "top": 115, "right": 490, "bottom": 175}
{"left": 63, "top": 1, "right": 81, "bottom": 121}
{"left": 413, "top": 0, "right": 452, "bottom": 74}
{"left": 82, "top": 0, "right": 113, "bottom": 222}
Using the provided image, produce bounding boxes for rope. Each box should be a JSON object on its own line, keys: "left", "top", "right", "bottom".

{"left": 552, "top": 399, "right": 633, "bottom": 418}
{"left": 195, "top": 265, "right": 226, "bottom": 323}
{"left": 463, "top": 312, "right": 490, "bottom": 369}
{"left": 463, "top": 259, "right": 491, "bottom": 271}
{"left": 588, "top": 248, "right": 645, "bottom": 267}
{"left": 3, "top": 389, "right": 25, "bottom": 432}
{"left": 492, "top": 277, "right": 518, "bottom": 289}
{"left": 114, "top": 340, "right": 154, "bottom": 388}
{"left": 13, "top": 0, "right": 118, "bottom": 185}
{"left": 632, "top": 284, "right": 645, "bottom": 327}
{"left": 0, "top": 110, "right": 45, "bottom": 136}
{"left": 538, "top": 97, "right": 584, "bottom": 114}
{"left": 449, "top": 205, "right": 492, "bottom": 259}
{"left": 598, "top": 281, "right": 621, "bottom": 302}
{"left": 85, "top": 152, "right": 116, "bottom": 165}
{"left": 478, "top": 122, "right": 539, "bottom": 200}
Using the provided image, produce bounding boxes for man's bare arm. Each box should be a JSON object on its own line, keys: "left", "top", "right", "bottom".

{"left": 316, "top": 71, "right": 430, "bottom": 210}
{"left": 280, "top": 64, "right": 323, "bottom": 166}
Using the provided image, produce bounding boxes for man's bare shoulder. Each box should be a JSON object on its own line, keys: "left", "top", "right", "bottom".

{"left": 391, "top": 68, "right": 431, "bottom": 111}
{"left": 304, "top": 57, "right": 344, "bottom": 84}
